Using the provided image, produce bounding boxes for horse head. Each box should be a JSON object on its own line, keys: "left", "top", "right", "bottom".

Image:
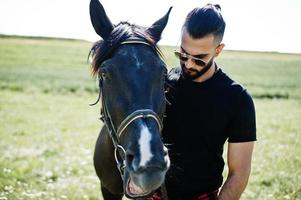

{"left": 89, "top": 0, "right": 171, "bottom": 198}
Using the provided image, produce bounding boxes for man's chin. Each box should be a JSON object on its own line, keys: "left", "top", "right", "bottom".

{"left": 181, "top": 71, "right": 199, "bottom": 81}
{"left": 181, "top": 66, "right": 199, "bottom": 80}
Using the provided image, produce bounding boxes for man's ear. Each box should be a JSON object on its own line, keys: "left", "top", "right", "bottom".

{"left": 215, "top": 43, "right": 225, "bottom": 57}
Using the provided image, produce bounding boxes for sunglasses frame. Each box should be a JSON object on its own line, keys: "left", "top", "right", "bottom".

{"left": 174, "top": 50, "right": 208, "bottom": 67}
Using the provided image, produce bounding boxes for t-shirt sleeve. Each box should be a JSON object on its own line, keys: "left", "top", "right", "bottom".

{"left": 228, "top": 90, "right": 257, "bottom": 143}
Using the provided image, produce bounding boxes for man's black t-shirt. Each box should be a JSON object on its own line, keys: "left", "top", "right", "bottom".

{"left": 163, "top": 66, "right": 256, "bottom": 199}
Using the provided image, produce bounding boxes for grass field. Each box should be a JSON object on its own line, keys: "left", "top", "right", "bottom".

{"left": 0, "top": 36, "right": 300, "bottom": 200}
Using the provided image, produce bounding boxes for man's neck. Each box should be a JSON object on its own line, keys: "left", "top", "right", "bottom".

{"left": 193, "top": 62, "right": 217, "bottom": 83}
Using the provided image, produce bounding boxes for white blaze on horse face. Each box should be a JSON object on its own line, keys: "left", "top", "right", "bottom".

{"left": 138, "top": 124, "right": 153, "bottom": 167}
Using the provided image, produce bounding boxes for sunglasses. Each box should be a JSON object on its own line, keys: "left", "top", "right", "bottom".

{"left": 174, "top": 50, "right": 208, "bottom": 67}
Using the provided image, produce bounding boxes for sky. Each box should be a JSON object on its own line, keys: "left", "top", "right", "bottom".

{"left": 0, "top": 0, "right": 300, "bottom": 53}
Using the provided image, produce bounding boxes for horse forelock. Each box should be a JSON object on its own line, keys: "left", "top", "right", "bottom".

{"left": 89, "top": 22, "right": 163, "bottom": 77}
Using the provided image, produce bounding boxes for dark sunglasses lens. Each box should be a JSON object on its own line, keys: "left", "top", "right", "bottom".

{"left": 194, "top": 59, "right": 206, "bottom": 66}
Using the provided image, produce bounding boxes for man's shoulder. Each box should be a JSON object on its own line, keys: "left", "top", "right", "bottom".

{"left": 214, "top": 69, "right": 254, "bottom": 108}
{"left": 218, "top": 69, "right": 249, "bottom": 95}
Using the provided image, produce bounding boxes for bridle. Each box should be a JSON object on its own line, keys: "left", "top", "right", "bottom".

{"left": 90, "top": 40, "right": 164, "bottom": 178}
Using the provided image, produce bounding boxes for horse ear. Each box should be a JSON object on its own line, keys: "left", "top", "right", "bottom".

{"left": 89, "top": 0, "right": 114, "bottom": 40}
{"left": 147, "top": 7, "right": 172, "bottom": 43}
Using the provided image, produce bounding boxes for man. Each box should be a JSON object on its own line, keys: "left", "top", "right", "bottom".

{"left": 150, "top": 4, "right": 256, "bottom": 200}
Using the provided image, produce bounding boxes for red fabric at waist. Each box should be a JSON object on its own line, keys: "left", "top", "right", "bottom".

{"left": 146, "top": 189, "right": 219, "bottom": 200}
{"left": 197, "top": 189, "right": 219, "bottom": 200}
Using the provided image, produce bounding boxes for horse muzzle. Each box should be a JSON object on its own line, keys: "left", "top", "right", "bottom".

{"left": 123, "top": 149, "right": 170, "bottom": 198}
{"left": 124, "top": 166, "right": 169, "bottom": 199}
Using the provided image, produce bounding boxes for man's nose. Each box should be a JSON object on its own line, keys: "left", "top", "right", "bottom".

{"left": 184, "top": 58, "right": 194, "bottom": 69}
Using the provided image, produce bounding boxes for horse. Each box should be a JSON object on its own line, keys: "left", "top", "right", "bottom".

{"left": 89, "top": 0, "right": 172, "bottom": 199}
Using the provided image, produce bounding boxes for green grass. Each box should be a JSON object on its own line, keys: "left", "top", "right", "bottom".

{"left": 246, "top": 99, "right": 301, "bottom": 200}
{"left": 0, "top": 36, "right": 96, "bottom": 94}
{"left": 0, "top": 36, "right": 301, "bottom": 199}
{"left": 0, "top": 91, "right": 101, "bottom": 200}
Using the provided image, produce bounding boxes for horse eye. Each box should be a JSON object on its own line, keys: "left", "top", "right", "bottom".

{"left": 98, "top": 68, "right": 109, "bottom": 80}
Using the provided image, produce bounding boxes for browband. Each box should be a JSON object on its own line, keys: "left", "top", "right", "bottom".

{"left": 120, "top": 40, "right": 153, "bottom": 47}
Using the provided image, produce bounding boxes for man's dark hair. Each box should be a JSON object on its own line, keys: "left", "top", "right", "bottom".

{"left": 183, "top": 4, "right": 225, "bottom": 44}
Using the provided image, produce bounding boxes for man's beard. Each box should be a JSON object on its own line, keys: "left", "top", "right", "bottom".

{"left": 181, "top": 57, "right": 214, "bottom": 81}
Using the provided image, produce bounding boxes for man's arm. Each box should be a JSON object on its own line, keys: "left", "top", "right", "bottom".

{"left": 218, "top": 141, "right": 255, "bottom": 200}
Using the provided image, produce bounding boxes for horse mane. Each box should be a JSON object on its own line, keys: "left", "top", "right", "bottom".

{"left": 89, "top": 22, "right": 163, "bottom": 77}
